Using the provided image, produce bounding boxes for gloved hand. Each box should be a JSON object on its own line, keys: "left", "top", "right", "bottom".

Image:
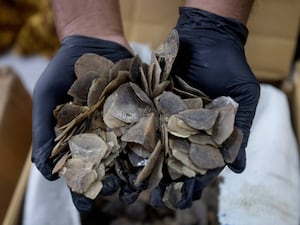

{"left": 32, "top": 35, "right": 133, "bottom": 212}
{"left": 119, "top": 173, "right": 149, "bottom": 204}
{"left": 151, "top": 7, "right": 260, "bottom": 209}
{"left": 150, "top": 167, "right": 224, "bottom": 209}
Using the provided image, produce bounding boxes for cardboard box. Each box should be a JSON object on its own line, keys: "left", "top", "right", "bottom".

{"left": 2, "top": 152, "right": 31, "bottom": 225}
{"left": 245, "top": 0, "right": 300, "bottom": 81}
{"left": 293, "top": 62, "right": 300, "bottom": 144}
{"left": 0, "top": 68, "right": 32, "bottom": 224}
{"left": 120, "top": 0, "right": 184, "bottom": 49}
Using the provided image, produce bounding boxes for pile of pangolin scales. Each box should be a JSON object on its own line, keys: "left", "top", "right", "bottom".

{"left": 51, "top": 30, "right": 243, "bottom": 209}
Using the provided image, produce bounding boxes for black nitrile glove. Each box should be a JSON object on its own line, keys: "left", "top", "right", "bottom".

{"left": 176, "top": 167, "right": 224, "bottom": 209}
{"left": 151, "top": 7, "right": 260, "bottom": 209}
{"left": 150, "top": 167, "right": 224, "bottom": 209}
{"left": 70, "top": 174, "right": 121, "bottom": 212}
{"left": 32, "top": 35, "right": 133, "bottom": 212}
{"left": 119, "top": 173, "right": 149, "bottom": 204}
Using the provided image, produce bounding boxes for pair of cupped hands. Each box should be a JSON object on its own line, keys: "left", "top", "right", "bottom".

{"left": 32, "top": 7, "right": 260, "bottom": 212}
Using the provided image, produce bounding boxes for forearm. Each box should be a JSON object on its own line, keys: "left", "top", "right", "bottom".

{"left": 51, "top": 0, "right": 130, "bottom": 49}
{"left": 184, "top": 0, "right": 254, "bottom": 25}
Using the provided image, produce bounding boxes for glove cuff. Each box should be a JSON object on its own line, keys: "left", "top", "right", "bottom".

{"left": 61, "top": 35, "right": 133, "bottom": 63}
{"left": 176, "top": 7, "right": 249, "bottom": 46}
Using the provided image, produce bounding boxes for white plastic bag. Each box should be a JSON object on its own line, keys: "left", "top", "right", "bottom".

{"left": 218, "top": 84, "right": 300, "bottom": 225}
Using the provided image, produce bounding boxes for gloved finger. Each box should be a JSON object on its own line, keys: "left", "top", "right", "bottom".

{"left": 227, "top": 147, "right": 246, "bottom": 173}
{"left": 228, "top": 81, "right": 260, "bottom": 173}
{"left": 119, "top": 187, "right": 140, "bottom": 204}
{"left": 150, "top": 184, "right": 167, "bottom": 208}
{"left": 70, "top": 191, "right": 94, "bottom": 213}
{"left": 192, "top": 167, "right": 224, "bottom": 199}
{"left": 177, "top": 177, "right": 195, "bottom": 209}
{"left": 149, "top": 166, "right": 174, "bottom": 208}
{"left": 118, "top": 173, "right": 149, "bottom": 204}
{"left": 177, "top": 167, "right": 224, "bottom": 209}
{"left": 119, "top": 180, "right": 140, "bottom": 204}
{"left": 100, "top": 174, "right": 121, "bottom": 196}
{"left": 127, "top": 173, "right": 148, "bottom": 192}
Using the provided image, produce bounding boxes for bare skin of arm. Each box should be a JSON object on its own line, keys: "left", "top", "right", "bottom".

{"left": 184, "top": 0, "right": 254, "bottom": 25}
{"left": 51, "top": 0, "right": 131, "bottom": 51}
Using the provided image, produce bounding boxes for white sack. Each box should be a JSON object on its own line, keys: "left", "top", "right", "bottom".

{"left": 0, "top": 53, "right": 81, "bottom": 225}
{"left": 218, "top": 84, "right": 300, "bottom": 225}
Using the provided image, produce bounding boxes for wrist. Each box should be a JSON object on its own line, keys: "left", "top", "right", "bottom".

{"left": 51, "top": 0, "right": 132, "bottom": 52}
{"left": 58, "top": 24, "right": 131, "bottom": 53}
{"left": 59, "top": 35, "right": 133, "bottom": 63}
{"left": 184, "top": 0, "right": 254, "bottom": 25}
{"left": 176, "top": 7, "right": 248, "bottom": 46}
{"left": 59, "top": 22, "right": 129, "bottom": 49}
